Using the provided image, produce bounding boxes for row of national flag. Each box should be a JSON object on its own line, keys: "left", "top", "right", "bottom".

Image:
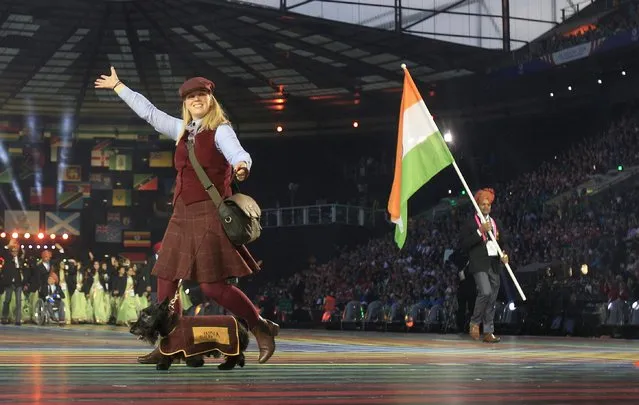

{"left": 26, "top": 184, "right": 159, "bottom": 209}
{"left": 3, "top": 209, "right": 152, "bottom": 247}
{"left": 90, "top": 141, "right": 173, "bottom": 169}
{"left": 5, "top": 138, "right": 174, "bottom": 168}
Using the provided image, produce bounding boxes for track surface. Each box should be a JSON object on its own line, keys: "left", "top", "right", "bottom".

{"left": 0, "top": 324, "right": 638, "bottom": 404}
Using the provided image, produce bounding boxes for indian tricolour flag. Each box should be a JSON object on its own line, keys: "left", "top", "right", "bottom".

{"left": 388, "top": 66, "right": 454, "bottom": 248}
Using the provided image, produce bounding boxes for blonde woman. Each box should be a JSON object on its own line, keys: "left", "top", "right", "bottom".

{"left": 95, "top": 67, "right": 279, "bottom": 366}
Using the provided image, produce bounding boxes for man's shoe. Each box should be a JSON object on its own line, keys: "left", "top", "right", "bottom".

{"left": 137, "top": 347, "right": 163, "bottom": 364}
{"left": 483, "top": 333, "right": 501, "bottom": 343}
{"left": 469, "top": 323, "right": 481, "bottom": 340}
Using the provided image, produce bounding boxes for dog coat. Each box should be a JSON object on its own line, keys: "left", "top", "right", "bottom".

{"left": 159, "top": 315, "right": 241, "bottom": 358}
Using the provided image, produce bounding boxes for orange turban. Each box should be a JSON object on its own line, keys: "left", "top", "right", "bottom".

{"left": 475, "top": 188, "right": 495, "bottom": 204}
{"left": 48, "top": 272, "right": 59, "bottom": 284}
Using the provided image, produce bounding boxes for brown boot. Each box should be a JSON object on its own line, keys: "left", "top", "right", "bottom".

{"left": 250, "top": 317, "right": 280, "bottom": 364}
{"left": 137, "top": 347, "right": 163, "bottom": 364}
{"left": 469, "top": 323, "right": 480, "bottom": 340}
{"left": 483, "top": 333, "right": 501, "bottom": 343}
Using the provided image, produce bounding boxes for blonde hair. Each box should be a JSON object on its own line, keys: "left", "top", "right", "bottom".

{"left": 176, "top": 94, "right": 229, "bottom": 144}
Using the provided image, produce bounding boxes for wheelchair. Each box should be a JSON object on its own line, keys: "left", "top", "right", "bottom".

{"left": 33, "top": 297, "right": 63, "bottom": 326}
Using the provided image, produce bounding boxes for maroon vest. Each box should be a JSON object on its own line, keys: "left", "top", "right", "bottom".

{"left": 173, "top": 129, "right": 232, "bottom": 206}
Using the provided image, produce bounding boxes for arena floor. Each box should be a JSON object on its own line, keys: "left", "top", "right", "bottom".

{"left": 0, "top": 324, "right": 638, "bottom": 404}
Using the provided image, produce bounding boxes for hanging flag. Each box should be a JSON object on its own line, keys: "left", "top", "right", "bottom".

{"left": 89, "top": 173, "right": 112, "bottom": 190}
{"left": 109, "top": 153, "right": 133, "bottom": 171}
{"left": 4, "top": 210, "right": 40, "bottom": 233}
{"left": 388, "top": 66, "right": 454, "bottom": 248}
{"left": 63, "top": 182, "right": 91, "bottom": 198}
{"left": 133, "top": 174, "right": 158, "bottom": 191}
{"left": 45, "top": 212, "right": 81, "bottom": 235}
{"left": 149, "top": 151, "right": 173, "bottom": 168}
{"left": 118, "top": 252, "right": 147, "bottom": 263}
{"left": 61, "top": 165, "right": 82, "bottom": 182}
{"left": 50, "top": 137, "right": 72, "bottom": 163}
{"left": 112, "top": 189, "right": 132, "bottom": 207}
{"left": 57, "top": 190, "right": 84, "bottom": 210}
{"left": 123, "top": 231, "right": 151, "bottom": 248}
{"left": 30, "top": 187, "right": 56, "bottom": 206}
{"left": 107, "top": 211, "right": 132, "bottom": 229}
{"left": 95, "top": 224, "right": 122, "bottom": 243}
{"left": 91, "top": 140, "right": 113, "bottom": 167}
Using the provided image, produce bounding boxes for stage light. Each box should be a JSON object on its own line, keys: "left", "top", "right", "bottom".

{"left": 622, "top": 70, "right": 627, "bottom": 76}
{"left": 24, "top": 233, "right": 30, "bottom": 239}
{"left": 276, "top": 125, "right": 283, "bottom": 133}
{"left": 581, "top": 264, "right": 588, "bottom": 275}
{"left": 28, "top": 245, "right": 33, "bottom": 249}
{"left": 550, "top": 92, "right": 554, "bottom": 97}
{"left": 461, "top": 190, "right": 466, "bottom": 195}
{"left": 568, "top": 86, "right": 572, "bottom": 91}
{"left": 448, "top": 189, "right": 452, "bottom": 195}
{"left": 51, "top": 246, "right": 55, "bottom": 250}
{"left": 37, "top": 232, "right": 44, "bottom": 239}
{"left": 11, "top": 232, "right": 18, "bottom": 239}
{"left": 597, "top": 79, "right": 602, "bottom": 84}
{"left": 352, "top": 121, "right": 359, "bottom": 128}
{"left": 20, "top": 245, "right": 24, "bottom": 249}
{"left": 443, "top": 131, "right": 453, "bottom": 143}
{"left": 508, "top": 302, "right": 516, "bottom": 311}
{"left": 43, "top": 245, "right": 48, "bottom": 249}
{"left": 0, "top": 232, "right": 5, "bottom": 238}
{"left": 62, "top": 233, "right": 69, "bottom": 240}
{"left": 50, "top": 234, "right": 56, "bottom": 240}
{"left": 633, "top": 301, "right": 639, "bottom": 310}
{"left": 617, "top": 165, "right": 623, "bottom": 171}
{"left": 36, "top": 245, "right": 41, "bottom": 249}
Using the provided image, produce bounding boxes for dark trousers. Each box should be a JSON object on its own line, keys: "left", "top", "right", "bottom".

{"left": 470, "top": 263, "right": 501, "bottom": 334}
{"left": 2, "top": 285, "right": 22, "bottom": 324}
{"left": 456, "top": 279, "right": 476, "bottom": 332}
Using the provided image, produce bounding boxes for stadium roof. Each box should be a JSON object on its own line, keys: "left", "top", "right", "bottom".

{"left": 234, "top": 0, "right": 579, "bottom": 49}
{"left": 0, "top": 0, "right": 506, "bottom": 138}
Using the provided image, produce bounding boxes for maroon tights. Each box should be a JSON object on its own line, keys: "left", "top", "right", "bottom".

{"left": 157, "top": 277, "right": 260, "bottom": 329}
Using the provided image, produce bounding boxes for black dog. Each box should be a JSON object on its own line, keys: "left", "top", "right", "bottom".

{"left": 129, "top": 298, "right": 249, "bottom": 371}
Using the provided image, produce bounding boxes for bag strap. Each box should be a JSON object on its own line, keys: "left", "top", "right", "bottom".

{"left": 186, "top": 139, "right": 223, "bottom": 207}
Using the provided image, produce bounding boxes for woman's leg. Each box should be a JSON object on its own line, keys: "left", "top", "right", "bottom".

{"left": 199, "top": 280, "right": 279, "bottom": 363}
{"left": 199, "top": 281, "right": 258, "bottom": 328}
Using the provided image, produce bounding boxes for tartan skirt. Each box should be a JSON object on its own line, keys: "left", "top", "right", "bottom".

{"left": 152, "top": 197, "right": 259, "bottom": 283}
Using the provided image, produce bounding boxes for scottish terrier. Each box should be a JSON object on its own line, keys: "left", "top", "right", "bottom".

{"left": 129, "top": 298, "right": 249, "bottom": 371}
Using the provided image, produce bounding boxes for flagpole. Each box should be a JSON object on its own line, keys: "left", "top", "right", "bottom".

{"left": 451, "top": 160, "right": 526, "bottom": 301}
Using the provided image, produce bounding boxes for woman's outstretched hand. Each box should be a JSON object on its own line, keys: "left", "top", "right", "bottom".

{"left": 94, "top": 66, "right": 120, "bottom": 89}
